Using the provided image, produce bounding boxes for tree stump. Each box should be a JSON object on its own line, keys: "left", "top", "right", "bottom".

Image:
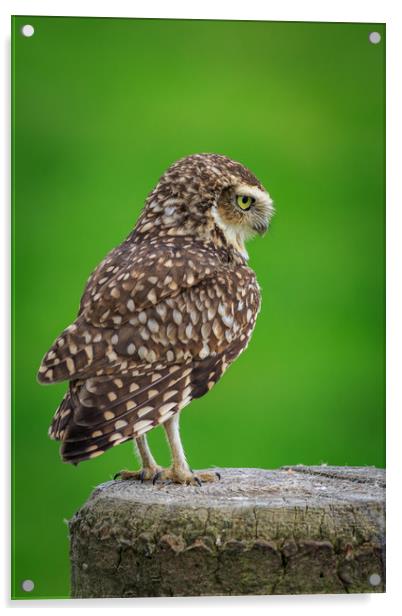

{"left": 69, "top": 466, "right": 385, "bottom": 598}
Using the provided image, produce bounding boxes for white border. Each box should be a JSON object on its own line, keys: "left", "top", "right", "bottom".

{"left": 2, "top": 1, "right": 401, "bottom": 614}
{"left": 0, "top": 0, "right": 396, "bottom": 22}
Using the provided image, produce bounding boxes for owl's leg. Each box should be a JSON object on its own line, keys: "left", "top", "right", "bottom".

{"left": 114, "top": 434, "right": 162, "bottom": 482}
{"left": 153, "top": 413, "right": 220, "bottom": 485}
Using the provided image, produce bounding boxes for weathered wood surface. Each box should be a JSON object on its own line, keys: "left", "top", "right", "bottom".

{"left": 69, "top": 466, "right": 385, "bottom": 598}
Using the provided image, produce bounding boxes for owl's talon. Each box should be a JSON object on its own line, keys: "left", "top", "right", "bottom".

{"left": 139, "top": 470, "right": 145, "bottom": 483}
{"left": 113, "top": 471, "right": 122, "bottom": 480}
{"left": 193, "top": 476, "right": 202, "bottom": 487}
{"left": 152, "top": 471, "right": 162, "bottom": 485}
{"left": 215, "top": 471, "right": 221, "bottom": 480}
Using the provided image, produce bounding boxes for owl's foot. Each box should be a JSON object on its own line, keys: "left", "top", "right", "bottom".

{"left": 114, "top": 466, "right": 163, "bottom": 482}
{"left": 152, "top": 466, "right": 221, "bottom": 486}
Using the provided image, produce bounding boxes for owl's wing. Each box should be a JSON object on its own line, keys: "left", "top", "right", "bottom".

{"left": 38, "top": 237, "right": 227, "bottom": 384}
{"left": 79, "top": 237, "right": 222, "bottom": 327}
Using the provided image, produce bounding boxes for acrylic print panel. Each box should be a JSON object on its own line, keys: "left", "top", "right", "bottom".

{"left": 12, "top": 16, "right": 385, "bottom": 599}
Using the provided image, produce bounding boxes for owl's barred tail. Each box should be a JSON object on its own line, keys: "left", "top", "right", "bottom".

{"left": 52, "top": 362, "right": 194, "bottom": 463}
{"left": 49, "top": 352, "right": 230, "bottom": 464}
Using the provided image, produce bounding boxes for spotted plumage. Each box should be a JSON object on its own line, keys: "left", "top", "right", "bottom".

{"left": 38, "top": 153, "right": 274, "bottom": 484}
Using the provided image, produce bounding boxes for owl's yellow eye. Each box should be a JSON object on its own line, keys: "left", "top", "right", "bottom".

{"left": 236, "top": 195, "right": 254, "bottom": 210}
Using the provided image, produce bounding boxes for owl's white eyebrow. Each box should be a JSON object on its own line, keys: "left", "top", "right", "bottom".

{"left": 234, "top": 184, "right": 274, "bottom": 208}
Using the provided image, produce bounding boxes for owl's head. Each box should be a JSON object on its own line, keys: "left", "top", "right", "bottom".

{"left": 141, "top": 153, "right": 274, "bottom": 259}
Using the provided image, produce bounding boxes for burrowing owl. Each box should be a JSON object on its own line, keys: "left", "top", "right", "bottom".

{"left": 38, "top": 154, "right": 274, "bottom": 485}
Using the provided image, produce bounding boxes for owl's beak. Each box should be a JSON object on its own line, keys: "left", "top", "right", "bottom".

{"left": 253, "top": 220, "right": 269, "bottom": 235}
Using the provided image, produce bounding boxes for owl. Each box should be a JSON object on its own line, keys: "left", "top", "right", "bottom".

{"left": 38, "top": 154, "right": 274, "bottom": 485}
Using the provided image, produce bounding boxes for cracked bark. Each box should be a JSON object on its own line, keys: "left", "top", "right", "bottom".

{"left": 69, "top": 466, "right": 385, "bottom": 598}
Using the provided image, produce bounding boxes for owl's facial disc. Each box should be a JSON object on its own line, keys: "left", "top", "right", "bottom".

{"left": 212, "top": 183, "right": 274, "bottom": 258}
{"left": 234, "top": 184, "right": 274, "bottom": 235}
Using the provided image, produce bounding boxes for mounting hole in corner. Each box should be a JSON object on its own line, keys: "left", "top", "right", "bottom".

{"left": 21, "top": 24, "right": 35, "bottom": 38}
{"left": 369, "top": 32, "right": 381, "bottom": 45}
{"left": 21, "top": 579, "right": 35, "bottom": 592}
{"left": 369, "top": 573, "right": 381, "bottom": 586}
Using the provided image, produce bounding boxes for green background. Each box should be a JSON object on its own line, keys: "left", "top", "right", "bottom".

{"left": 12, "top": 16, "right": 385, "bottom": 599}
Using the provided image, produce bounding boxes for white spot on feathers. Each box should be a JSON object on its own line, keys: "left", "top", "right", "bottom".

{"left": 173, "top": 309, "right": 182, "bottom": 325}
{"left": 134, "top": 419, "right": 153, "bottom": 432}
{"left": 66, "top": 358, "right": 75, "bottom": 374}
{"left": 89, "top": 451, "right": 104, "bottom": 459}
{"left": 137, "top": 405, "right": 154, "bottom": 418}
{"left": 163, "top": 390, "right": 178, "bottom": 401}
{"left": 115, "top": 419, "right": 128, "bottom": 429}
{"left": 148, "top": 319, "right": 159, "bottom": 333}
{"left": 159, "top": 402, "right": 176, "bottom": 415}
{"left": 147, "top": 289, "right": 157, "bottom": 304}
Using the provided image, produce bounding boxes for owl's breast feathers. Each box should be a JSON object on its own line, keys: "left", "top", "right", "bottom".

{"left": 38, "top": 235, "right": 260, "bottom": 463}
